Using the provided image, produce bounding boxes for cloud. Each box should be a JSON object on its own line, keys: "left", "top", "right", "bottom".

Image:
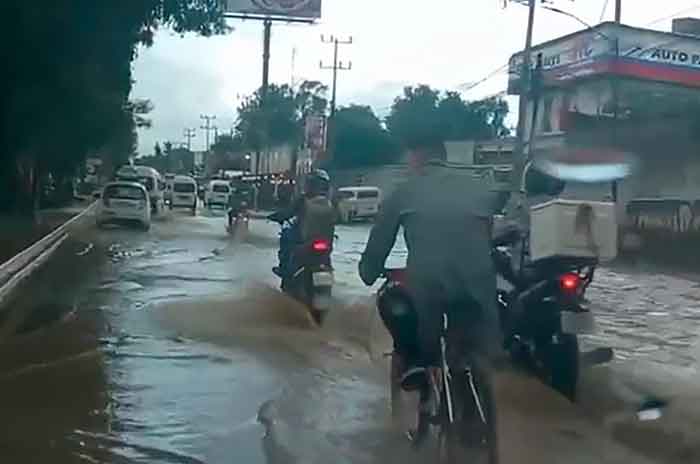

{"left": 132, "top": 0, "right": 699, "bottom": 154}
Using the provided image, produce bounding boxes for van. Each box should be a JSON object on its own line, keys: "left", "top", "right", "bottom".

{"left": 205, "top": 180, "right": 231, "bottom": 208}
{"left": 97, "top": 181, "right": 151, "bottom": 231}
{"left": 170, "top": 175, "right": 198, "bottom": 214}
{"left": 335, "top": 186, "right": 382, "bottom": 223}
{"left": 116, "top": 165, "right": 166, "bottom": 215}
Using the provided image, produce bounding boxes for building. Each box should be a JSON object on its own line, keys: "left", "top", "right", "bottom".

{"left": 508, "top": 18, "right": 700, "bottom": 234}
{"left": 251, "top": 144, "right": 294, "bottom": 176}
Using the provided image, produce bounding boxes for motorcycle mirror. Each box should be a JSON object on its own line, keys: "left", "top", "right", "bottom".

{"left": 533, "top": 148, "right": 638, "bottom": 183}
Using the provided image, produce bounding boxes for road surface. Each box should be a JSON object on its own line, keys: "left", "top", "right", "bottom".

{"left": 0, "top": 207, "right": 698, "bottom": 463}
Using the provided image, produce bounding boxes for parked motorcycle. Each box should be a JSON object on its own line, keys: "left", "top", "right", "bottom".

{"left": 493, "top": 241, "right": 600, "bottom": 401}
{"left": 274, "top": 219, "right": 334, "bottom": 325}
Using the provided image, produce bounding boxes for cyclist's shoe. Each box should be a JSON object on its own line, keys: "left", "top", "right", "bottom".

{"left": 400, "top": 366, "right": 428, "bottom": 392}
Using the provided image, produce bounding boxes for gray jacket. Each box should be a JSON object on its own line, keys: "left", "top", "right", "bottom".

{"left": 359, "top": 165, "right": 504, "bottom": 316}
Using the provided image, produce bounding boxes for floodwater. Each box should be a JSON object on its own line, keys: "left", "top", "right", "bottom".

{"left": 1, "top": 208, "right": 699, "bottom": 463}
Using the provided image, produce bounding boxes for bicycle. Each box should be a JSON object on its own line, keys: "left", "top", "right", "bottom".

{"left": 391, "top": 311, "right": 497, "bottom": 464}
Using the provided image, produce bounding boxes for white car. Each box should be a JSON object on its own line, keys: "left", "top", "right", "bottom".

{"left": 335, "top": 186, "right": 382, "bottom": 223}
{"left": 170, "top": 175, "right": 198, "bottom": 214}
{"left": 115, "top": 165, "right": 166, "bottom": 215}
{"left": 205, "top": 180, "right": 231, "bottom": 208}
{"left": 97, "top": 181, "right": 151, "bottom": 231}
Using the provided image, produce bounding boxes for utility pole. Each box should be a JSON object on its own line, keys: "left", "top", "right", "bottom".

{"left": 200, "top": 114, "right": 216, "bottom": 152}
{"left": 512, "top": 0, "right": 537, "bottom": 192}
{"left": 320, "top": 35, "right": 353, "bottom": 117}
{"left": 183, "top": 128, "right": 196, "bottom": 151}
{"left": 320, "top": 35, "right": 353, "bottom": 163}
{"left": 615, "top": 0, "right": 621, "bottom": 23}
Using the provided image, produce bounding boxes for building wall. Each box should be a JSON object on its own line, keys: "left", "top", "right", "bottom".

{"left": 251, "top": 144, "right": 294, "bottom": 175}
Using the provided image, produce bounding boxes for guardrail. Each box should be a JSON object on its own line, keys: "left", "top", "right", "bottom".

{"left": 0, "top": 201, "right": 98, "bottom": 310}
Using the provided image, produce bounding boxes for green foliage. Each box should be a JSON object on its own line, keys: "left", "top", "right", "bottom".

{"left": 332, "top": 105, "right": 399, "bottom": 168}
{"left": 234, "top": 81, "right": 329, "bottom": 152}
{"left": 0, "top": 0, "right": 225, "bottom": 212}
{"left": 386, "top": 85, "right": 509, "bottom": 150}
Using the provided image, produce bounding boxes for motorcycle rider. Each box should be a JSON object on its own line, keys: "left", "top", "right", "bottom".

{"left": 269, "top": 169, "right": 336, "bottom": 279}
{"left": 359, "top": 140, "right": 505, "bottom": 389}
{"left": 227, "top": 181, "right": 252, "bottom": 229}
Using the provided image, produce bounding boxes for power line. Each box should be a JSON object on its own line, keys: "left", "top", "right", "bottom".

{"left": 200, "top": 115, "right": 217, "bottom": 152}
{"left": 320, "top": 34, "right": 353, "bottom": 163}
{"left": 183, "top": 128, "right": 196, "bottom": 151}
{"left": 320, "top": 35, "right": 353, "bottom": 117}
{"left": 645, "top": 3, "right": 700, "bottom": 27}
{"left": 599, "top": 0, "right": 610, "bottom": 23}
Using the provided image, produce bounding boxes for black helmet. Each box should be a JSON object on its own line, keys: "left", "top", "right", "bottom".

{"left": 522, "top": 161, "right": 566, "bottom": 197}
{"left": 305, "top": 169, "right": 331, "bottom": 196}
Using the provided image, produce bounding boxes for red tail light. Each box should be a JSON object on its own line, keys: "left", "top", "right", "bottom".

{"left": 311, "top": 239, "right": 331, "bottom": 253}
{"left": 559, "top": 273, "right": 582, "bottom": 294}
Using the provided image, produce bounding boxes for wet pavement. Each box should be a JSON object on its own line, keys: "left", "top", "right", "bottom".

{"left": 0, "top": 207, "right": 699, "bottom": 463}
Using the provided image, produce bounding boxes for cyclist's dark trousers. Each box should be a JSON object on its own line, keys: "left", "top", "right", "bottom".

{"left": 419, "top": 286, "right": 502, "bottom": 368}
{"left": 378, "top": 295, "right": 421, "bottom": 367}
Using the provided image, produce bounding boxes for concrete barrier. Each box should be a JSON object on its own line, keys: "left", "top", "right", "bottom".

{"left": 0, "top": 202, "right": 98, "bottom": 311}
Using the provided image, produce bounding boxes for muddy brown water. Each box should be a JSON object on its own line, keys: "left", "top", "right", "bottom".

{"left": 0, "top": 214, "right": 698, "bottom": 463}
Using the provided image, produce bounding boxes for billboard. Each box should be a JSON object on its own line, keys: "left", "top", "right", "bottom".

{"left": 223, "top": 0, "right": 322, "bottom": 18}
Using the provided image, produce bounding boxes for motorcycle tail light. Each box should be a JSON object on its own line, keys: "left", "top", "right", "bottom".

{"left": 311, "top": 239, "right": 331, "bottom": 253}
{"left": 559, "top": 273, "right": 582, "bottom": 294}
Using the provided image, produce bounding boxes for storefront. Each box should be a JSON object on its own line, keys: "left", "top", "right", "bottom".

{"left": 509, "top": 20, "right": 700, "bottom": 241}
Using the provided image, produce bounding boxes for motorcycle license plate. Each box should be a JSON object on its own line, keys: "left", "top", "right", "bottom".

{"left": 561, "top": 310, "right": 595, "bottom": 334}
{"left": 313, "top": 272, "right": 334, "bottom": 287}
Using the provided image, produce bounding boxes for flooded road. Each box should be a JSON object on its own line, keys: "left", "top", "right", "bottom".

{"left": 1, "top": 208, "right": 699, "bottom": 463}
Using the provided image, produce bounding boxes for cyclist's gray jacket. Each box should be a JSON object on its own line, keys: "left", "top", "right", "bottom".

{"left": 359, "top": 164, "right": 504, "bottom": 324}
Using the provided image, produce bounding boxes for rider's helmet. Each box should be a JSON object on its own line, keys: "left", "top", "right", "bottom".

{"left": 305, "top": 169, "right": 331, "bottom": 197}
{"left": 522, "top": 161, "right": 566, "bottom": 197}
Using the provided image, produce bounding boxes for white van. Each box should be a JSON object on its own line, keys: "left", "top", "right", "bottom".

{"left": 205, "top": 180, "right": 231, "bottom": 208}
{"left": 171, "top": 175, "right": 198, "bottom": 214}
{"left": 116, "top": 165, "right": 166, "bottom": 215}
{"left": 97, "top": 181, "right": 151, "bottom": 231}
{"left": 336, "top": 186, "right": 382, "bottom": 223}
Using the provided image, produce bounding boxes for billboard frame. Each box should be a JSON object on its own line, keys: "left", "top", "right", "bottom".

{"left": 223, "top": 12, "right": 316, "bottom": 24}
{"left": 221, "top": 0, "right": 320, "bottom": 23}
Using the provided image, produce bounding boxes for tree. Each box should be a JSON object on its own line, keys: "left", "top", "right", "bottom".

{"left": 385, "top": 85, "right": 442, "bottom": 148}
{"left": 332, "top": 105, "right": 399, "bottom": 168}
{"left": 0, "top": 1, "right": 226, "bottom": 214}
{"left": 154, "top": 143, "right": 163, "bottom": 158}
{"left": 386, "top": 85, "right": 510, "bottom": 150}
{"left": 235, "top": 80, "right": 329, "bottom": 152}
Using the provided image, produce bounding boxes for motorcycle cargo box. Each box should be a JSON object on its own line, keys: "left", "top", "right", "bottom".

{"left": 529, "top": 199, "right": 617, "bottom": 262}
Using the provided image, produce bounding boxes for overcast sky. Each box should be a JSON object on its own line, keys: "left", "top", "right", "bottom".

{"left": 132, "top": 0, "right": 700, "bottom": 155}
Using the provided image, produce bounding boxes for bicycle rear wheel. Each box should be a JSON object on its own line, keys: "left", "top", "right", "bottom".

{"left": 438, "top": 366, "right": 497, "bottom": 464}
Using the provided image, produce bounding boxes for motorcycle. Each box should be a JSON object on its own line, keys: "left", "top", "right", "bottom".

{"left": 377, "top": 268, "right": 495, "bottom": 463}
{"left": 274, "top": 219, "right": 334, "bottom": 325}
{"left": 226, "top": 202, "right": 250, "bottom": 238}
{"left": 492, "top": 235, "right": 605, "bottom": 401}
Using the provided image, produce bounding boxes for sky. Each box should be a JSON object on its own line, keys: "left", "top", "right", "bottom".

{"left": 132, "top": 0, "right": 700, "bottom": 155}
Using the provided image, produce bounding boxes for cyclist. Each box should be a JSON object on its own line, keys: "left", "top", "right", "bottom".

{"left": 359, "top": 141, "right": 505, "bottom": 389}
